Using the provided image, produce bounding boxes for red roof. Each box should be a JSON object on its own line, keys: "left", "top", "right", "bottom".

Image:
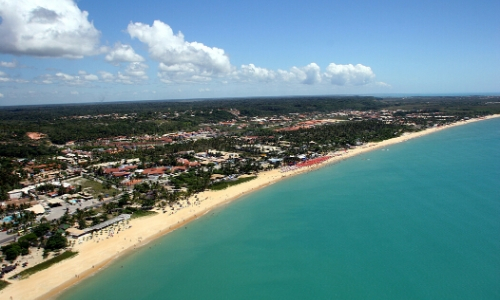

{"left": 112, "top": 172, "right": 130, "bottom": 177}
{"left": 171, "top": 166, "right": 187, "bottom": 172}
{"left": 142, "top": 167, "right": 168, "bottom": 175}
{"left": 124, "top": 179, "right": 142, "bottom": 186}
{"left": 104, "top": 168, "right": 120, "bottom": 174}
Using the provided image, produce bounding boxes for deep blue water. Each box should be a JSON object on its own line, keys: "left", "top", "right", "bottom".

{"left": 60, "top": 118, "right": 500, "bottom": 300}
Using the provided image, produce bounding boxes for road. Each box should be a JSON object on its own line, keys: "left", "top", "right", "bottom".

{"left": 0, "top": 232, "right": 16, "bottom": 246}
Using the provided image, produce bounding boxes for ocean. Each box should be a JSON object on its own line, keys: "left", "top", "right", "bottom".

{"left": 59, "top": 118, "right": 500, "bottom": 300}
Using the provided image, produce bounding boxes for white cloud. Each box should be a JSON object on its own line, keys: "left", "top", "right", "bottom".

{"left": 99, "top": 71, "right": 115, "bottom": 82}
{"left": 237, "top": 64, "right": 277, "bottom": 82}
{"left": 55, "top": 72, "right": 76, "bottom": 81}
{"left": 98, "top": 62, "right": 149, "bottom": 85}
{"left": 0, "top": 0, "right": 101, "bottom": 58}
{"left": 235, "top": 63, "right": 321, "bottom": 85}
{"left": 37, "top": 71, "right": 100, "bottom": 85}
{"left": 105, "top": 43, "right": 144, "bottom": 64}
{"left": 78, "top": 71, "right": 99, "bottom": 81}
{"left": 127, "top": 20, "right": 231, "bottom": 82}
{"left": 125, "top": 62, "right": 148, "bottom": 80}
{"left": 84, "top": 74, "right": 99, "bottom": 81}
{"left": 374, "top": 81, "right": 391, "bottom": 87}
{"left": 234, "top": 62, "right": 377, "bottom": 86}
{"left": 0, "top": 93, "right": 4, "bottom": 98}
{"left": 290, "top": 63, "right": 322, "bottom": 85}
{"left": 0, "top": 70, "right": 28, "bottom": 83}
{"left": 0, "top": 71, "right": 9, "bottom": 82}
{"left": 0, "top": 60, "right": 17, "bottom": 68}
{"left": 324, "top": 63, "right": 375, "bottom": 85}
{"left": 70, "top": 91, "right": 79, "bottom": 95}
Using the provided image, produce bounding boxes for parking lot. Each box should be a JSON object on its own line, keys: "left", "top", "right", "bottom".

{"left": 37, "top": 194, "right": 122, "bottom": 222}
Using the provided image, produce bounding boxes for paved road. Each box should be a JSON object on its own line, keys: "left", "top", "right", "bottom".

{"left": 0, "top": 232, "right": 16, "bottom": 245}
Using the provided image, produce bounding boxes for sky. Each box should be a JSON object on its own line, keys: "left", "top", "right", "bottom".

{"left": 0, "top": 0, "right": 499, "bottom": 106}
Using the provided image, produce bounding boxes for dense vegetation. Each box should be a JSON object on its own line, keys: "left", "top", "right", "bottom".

{"left": 210, "top": 176, "right": 257, "bottom": 191}
{"left": 1, "top": 95, "right": 499, "bottom": 145}
{"left": 280, "top": 120, "right": 406, "bottom": 150}
{"left": 0, "top": 96, "right": 384, "bottom": 144}
{"left": 0, "top": 158, "right": 22, "bottom": 200}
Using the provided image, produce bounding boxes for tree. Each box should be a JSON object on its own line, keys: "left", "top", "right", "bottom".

{"left": 45, "top": 233, "right": 67, "bottom": 251}
{"left": 18, "top": 233, "right": 38, "bottom": 248}
{"left": 118, "top": 193, "right": 130, "bottom": 207}
{"left": 33, "top": 223, "right": 51, "bottom": 237}
{"left": 2, "top": 243, "right": 23, "bottom": 261}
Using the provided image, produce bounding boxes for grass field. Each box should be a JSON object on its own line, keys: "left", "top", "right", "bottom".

{"left": 67, "top": 177, "right": 117, "bottom": 197}
{"left": 130, "top": 210, "right": 158, "bottom": 219}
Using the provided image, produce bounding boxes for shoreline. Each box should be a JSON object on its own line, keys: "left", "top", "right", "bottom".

{"left": 2, "top": 114, "right": 499, "bottom": 300}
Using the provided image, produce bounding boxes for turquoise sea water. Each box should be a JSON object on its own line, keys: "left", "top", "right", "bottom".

{"left": 60, "top": 119, "right": 500, "bottom": 300}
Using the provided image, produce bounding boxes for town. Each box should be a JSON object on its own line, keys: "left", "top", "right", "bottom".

{"left": 0, "top": 95, "right": 499, "bottom": 286}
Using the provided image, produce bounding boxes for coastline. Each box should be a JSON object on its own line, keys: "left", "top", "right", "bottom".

{"left": 2, "top": 115, "right": 499, "bottom": 300}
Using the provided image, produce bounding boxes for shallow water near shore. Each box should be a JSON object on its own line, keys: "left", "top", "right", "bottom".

{"left": 59, "top": 118, "right": 500, "bottom": 300}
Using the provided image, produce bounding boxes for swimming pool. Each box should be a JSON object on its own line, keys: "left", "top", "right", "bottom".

{"left": 2, "top": 216, "right": 13, "bottom": 223}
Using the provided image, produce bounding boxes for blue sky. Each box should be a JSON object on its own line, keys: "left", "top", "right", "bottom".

{"left": 0, "top": 0, "right": 498, "bottom": 106}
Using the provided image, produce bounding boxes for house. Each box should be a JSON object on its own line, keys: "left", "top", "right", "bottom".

{"left": 142, "top": 167, "right": 168, "bottom": 176}
{"left": 7, "top": 189, "right": 23, "bottom": 200}
{"left": 47, "top": 191, "right": 59, "bottom": 198}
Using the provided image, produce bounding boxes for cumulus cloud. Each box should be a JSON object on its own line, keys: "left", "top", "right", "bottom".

{"left": 290, "top": 63, "right": 322, "bottom": 84}
{"left": 324, "top": 63, "right": 375, "bottom": 85}
{"left": 235, "top": 63, "right": 322, "bottom": 84}
{"left": 127, "top": 20, "right": 231, "bottom": 82}
{"left": 237, "top": 64, "right": 277, "bottom": 82}
{"left": 0, "top": 0, "right": 101, "bottom": 58}
{"left": 105, "top": 43, "right": 144, "bottom": 64}
{"left": 234, "top": 62, "right": 376, "bottom": 86}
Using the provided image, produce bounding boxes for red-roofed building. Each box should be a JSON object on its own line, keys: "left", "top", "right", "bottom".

{"left": 124, "top": 179, "right": 142, "bottom": 186}
{"left": 104, "top": 168, "right": 120, "bottom": 174}
{"left": 112, "top": 172, "right": 130, "bottom": 177}
{"left": 47, "top": 191, "right": 58, "bottom": 198}
{"left": 171, "top": 166, "right": 187, "bottom": 172}
{"left": 142, "top": 167, "right": 168, "bottom": 176}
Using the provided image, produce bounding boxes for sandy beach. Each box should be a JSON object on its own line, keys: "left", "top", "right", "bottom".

{"left": 2, "top": 114, "right": 498, "bottom": 300}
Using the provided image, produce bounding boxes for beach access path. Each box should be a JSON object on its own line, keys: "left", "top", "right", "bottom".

{"left": 2, "top": 114, "right": 499, "bottom": 300}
